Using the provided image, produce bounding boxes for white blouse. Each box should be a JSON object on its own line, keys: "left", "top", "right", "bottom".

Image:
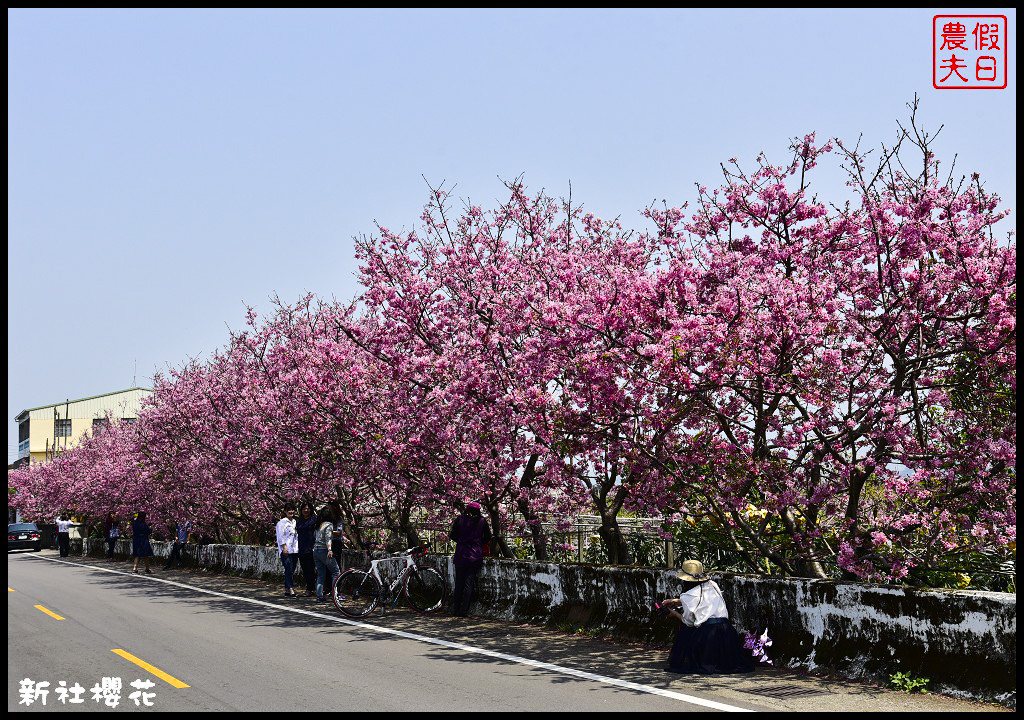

{"left": 275, "top": 517, "right": 298, "bottom": 554}
{"left": 678, "top": 579, "right": 729, "bottom": 627}
{"left": 57, "top": 519, "right": 73, "bottom": 533}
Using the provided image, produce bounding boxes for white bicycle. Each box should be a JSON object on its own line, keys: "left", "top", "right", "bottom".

{"left": 332, "top": 544, "right": 446, "bottom": 617}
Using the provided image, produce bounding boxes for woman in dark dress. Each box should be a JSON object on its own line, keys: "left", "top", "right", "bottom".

{"left": 131, "top": 511, "right": 155, "bottom": 575}
{"left": 296, "top": 502, "right": 318, "bottom": 597}
{"left": 449, "top": 502, "right": 491, "bottom": 616}
{"left": 660, "top": 560, "right": 753, "bottom": 674}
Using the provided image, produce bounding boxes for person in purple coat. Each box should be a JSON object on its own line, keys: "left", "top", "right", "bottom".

{"left": 449, "top": 502, "right": 492, "bottom": 617}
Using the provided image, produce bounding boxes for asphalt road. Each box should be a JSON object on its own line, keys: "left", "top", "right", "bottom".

{"left": 7, "top": 550, "right": 1008, "bottom": 712}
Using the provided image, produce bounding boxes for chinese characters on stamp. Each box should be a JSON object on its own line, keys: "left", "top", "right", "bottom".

{"left": 934, "top": 15, "right": 1008, "bottom": 89}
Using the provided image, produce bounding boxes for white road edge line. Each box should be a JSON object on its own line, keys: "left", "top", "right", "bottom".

{"left": 28, "top": 555, "right": 755, "bottom": 712}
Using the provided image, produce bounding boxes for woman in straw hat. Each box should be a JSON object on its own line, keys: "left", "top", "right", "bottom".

{"left": 658, "top": 559, "right": 753, "bottom": 674}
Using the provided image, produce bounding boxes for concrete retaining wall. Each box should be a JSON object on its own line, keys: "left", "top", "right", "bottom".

{"left": 73, "top": 538, "right": 1015, "bottom": 706}
{"left": 467, "top": 559, "right": 1015, "bottom": 706}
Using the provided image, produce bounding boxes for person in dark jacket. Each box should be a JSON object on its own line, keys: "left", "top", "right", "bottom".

{"left": 449, "top": 502, "right": 492, "bottom": 617}
{"left": 131, "top": 512, "right": 155, "bottom": 575}
{"left": 104, "top": 512, "right": 120, "bottom": 559}
{"left": 327, "top": 500, "right": 346, "bottom": 571}
{"left": 295, "top": 502, "right": 318, "bottom": 597}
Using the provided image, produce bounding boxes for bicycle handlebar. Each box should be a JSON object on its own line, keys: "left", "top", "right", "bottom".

{"left": 388, "top": 544, "right": 430, "bottom": 558}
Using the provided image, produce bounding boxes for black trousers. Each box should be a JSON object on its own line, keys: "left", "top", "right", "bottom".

{"left": 106, "top": 537, "right": 117, "bottom": 558}
{"left": 164, "top": 542, "right": 184, "bottom": 568}
{"left": 453, "top": 561, "right": 483, "bottom": 616}
{"left": 57, "top": 532, "right": 70, "bottom": 557}
{"left": 298, "top": 552, "right": 316, "bottom": 593}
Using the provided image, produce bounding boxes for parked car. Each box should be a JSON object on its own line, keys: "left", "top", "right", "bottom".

{"left": 8, "top": 523, "right": 43, "bottom": 552}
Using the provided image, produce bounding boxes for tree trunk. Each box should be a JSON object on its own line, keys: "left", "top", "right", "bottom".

{"left": 517, "top": 454, "right": 548, "bottom": 561}
{"left": 484, "top": 503, "right": 514, "bottom": 558}
{"left": 397, "top": 492, "right": 421, "bottom": 550}
{"left": 598, "top": 513, "right": 633, "bottom": 565}
{"left": 593, "top": 463, "right": 632, "bottom": 565}
{"left": 794, "top": 558, "right": 830, "bottom": 579}
{"left": 525, "top": 519, "right": 547, "bottom": 562}
{"left": 401, "top": 523, "right": 421, "bottom": 550}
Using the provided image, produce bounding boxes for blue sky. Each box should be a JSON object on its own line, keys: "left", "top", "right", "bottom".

{"left": 8, "top": 9, "right": 1016, "bottom": 462}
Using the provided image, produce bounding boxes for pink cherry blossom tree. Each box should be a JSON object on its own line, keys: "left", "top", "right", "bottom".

{"left": 9, "top": 102, "right": 1014, "bottom": 585}
{"left": 636, "top": 100, "right": 1015, "bottom": 581}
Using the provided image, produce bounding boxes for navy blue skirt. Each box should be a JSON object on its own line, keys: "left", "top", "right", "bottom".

{"left": 132, "top": 538, "right": 154, "bottom": 557}
{"left": 667, "top": 618, "right": 754, "bottom": 674}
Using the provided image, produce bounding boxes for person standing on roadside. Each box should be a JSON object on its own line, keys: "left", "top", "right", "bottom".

{"left": 328, "top": 500, "right": 346, "bottom": 571}
{"left": 131, "top": 512, "right": 155, "bottom": 574}
{"left": 295, "top": 502, "right": 318, "bottom": 597}
{"left": 164, "top": 519, "right": 191, "bottom": 570}
{"left": 276, "top": 503, "right": 299, "bottom": 597}
{"left": 449, "top": 502, "right": 491, "bottom": 617}
{"left": 313, "top": 504, "right": 342, "bottom": 603}
{"left": 104, "top": 512, "right": 120, "bottom": 559}
{"left": 56, "top": 513, "right": 75, "bottom": 557}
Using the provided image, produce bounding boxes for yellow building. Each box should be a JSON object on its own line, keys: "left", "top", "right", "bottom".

{"left": 14, "top": 387, "right": 152, "bottom": 467}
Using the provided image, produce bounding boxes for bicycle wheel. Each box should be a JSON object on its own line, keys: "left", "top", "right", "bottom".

{"left": 405, "top": 567, "right": 446, "bottom": 612}
{"left": 333, "top": 569, "right": 381, "bottom": 617}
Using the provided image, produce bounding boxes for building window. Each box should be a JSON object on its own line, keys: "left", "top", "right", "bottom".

{"left": 93, "top": 418, "right": 110, "bottom": 434}
{"left": 54, "top": 419, "right": 72, "bottom": 438}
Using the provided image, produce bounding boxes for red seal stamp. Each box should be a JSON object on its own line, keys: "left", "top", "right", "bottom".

{"left": 933, "top": 15, "right": 1007, "bottom": 89}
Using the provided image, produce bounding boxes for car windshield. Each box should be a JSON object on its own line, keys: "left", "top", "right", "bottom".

{"left": 9, "top": 524, "right": 39, "bottom": 532}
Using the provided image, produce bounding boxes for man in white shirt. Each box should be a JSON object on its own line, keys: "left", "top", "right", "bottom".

{"left": 56, "top": 513, "right": 76, "bottom": 557}
{"left": 275, "top": 503, "right": 299, "bottom": 597}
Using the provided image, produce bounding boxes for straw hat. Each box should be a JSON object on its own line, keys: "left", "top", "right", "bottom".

{"left": 677, "top": 559, "right": 709, "bottom": 582}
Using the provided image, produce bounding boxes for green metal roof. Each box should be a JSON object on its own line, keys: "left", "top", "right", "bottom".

{"left": 15, "top": 387, "right": 152, "bottom": 420}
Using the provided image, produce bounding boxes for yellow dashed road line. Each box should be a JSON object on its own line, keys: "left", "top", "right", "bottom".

{"left": 112, "top": 649, "right": 190, "bottom": 688}
{"left": 34, "top": 604, "right": 65, "bottom": 620}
